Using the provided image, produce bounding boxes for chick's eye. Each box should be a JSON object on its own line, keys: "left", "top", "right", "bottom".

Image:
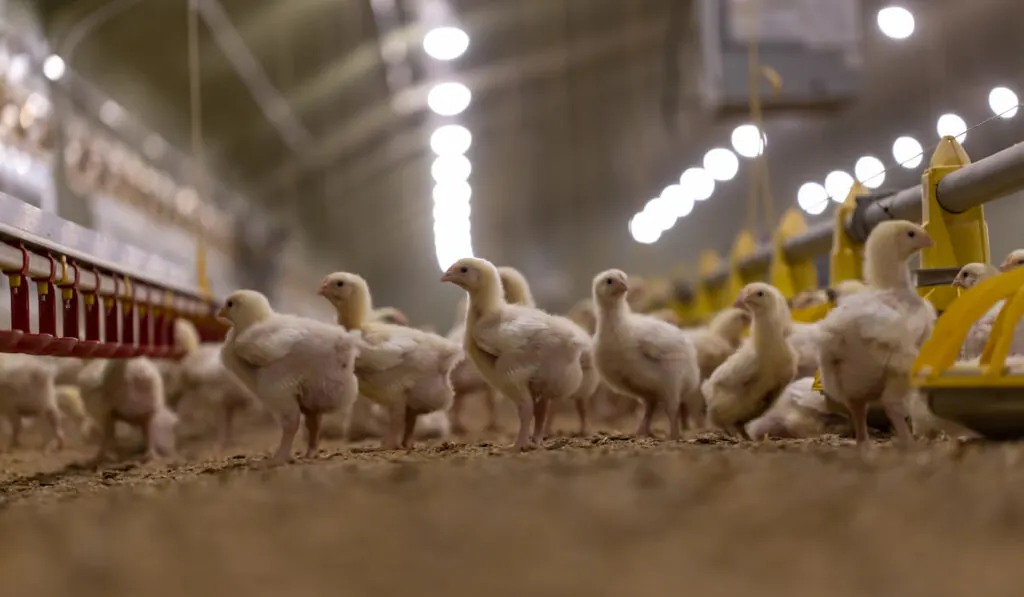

{"left": 335, "top": 281, "right": 344, "bottom": 287}
{"left": 907, "top": 231, "right": 916, "bottom": 238}
{"left": 460, "top": 266, "right": 468, "bottom": 274}
{"left": 756, "top": 290, "right": 764, "bottom": 297}
{"left": 605, "top": 278, "right": 613, "bottom": 285}
{"left": 226, "top": 301, "right": 233, "bottom": 308}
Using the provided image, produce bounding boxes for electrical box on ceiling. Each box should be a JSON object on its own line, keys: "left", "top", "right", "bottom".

{"left": 696, "top": 0, "right": 863, "bottom": 117}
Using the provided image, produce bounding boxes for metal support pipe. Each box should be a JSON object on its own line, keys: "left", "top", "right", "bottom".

{"left": 701, "top": 140, "right": 1024, "bottom": 289}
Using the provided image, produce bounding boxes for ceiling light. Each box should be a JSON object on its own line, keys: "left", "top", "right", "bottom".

{"left": 642, "top": 197, "right": 677, "bottom": 232}
{"left": 423, "top": 26, "right": 470, "bottom": 61}
{"left": 797, "top": 182, "right": 828, "bottom": 215}
{"left": 431, "top": 154, "right": 472, "bottom": 183}
{"left": 432, "top": 180, "right": 472, "bottom": 205}
{"left": 824, "top": 170, "right": 854, "bottom": 202}
{"left": 42, "top": 54, "right": 65, "bottom": 81}
{"left": 703, "top": 148, "right": 739, "bottom": 181}
{"left": 427, "top": 81, "right": 471, "bottom": 116}
{"left": 430, "top": 124, "right": 472, "bottom": 155}
{"left": 679, "top": 167, "right": 715, "bottom": 201}
{"left": 660, "top": 183, "right": 694, "bottom": 219}
{"left": 730, "top": 124, "right": 766, "bottom": 158}
{"left": 629, "top": 212, "right": 661, "bottom": 244}
{"left": 936, "top": 113, "right": 967, "bottom": 141}
{"left": 877, "top": 6, "right": 915, "bottom": 40}
{"left": 989, "top": 86, "right": 1019, "bottom": 119}
{"left": 892, "top": 136, "right": 923, "bottom": 168}
{"left": 854, "top": 155, "right": 886, "bottom": 189}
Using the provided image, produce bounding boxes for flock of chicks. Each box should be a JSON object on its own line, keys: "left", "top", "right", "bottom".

{"left": 3, "top": 220, "right": 1022, "bottom": 467}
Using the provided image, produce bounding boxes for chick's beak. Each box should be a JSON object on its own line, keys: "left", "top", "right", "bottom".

{"left": 440, "top": 270, "right": 456, "bottom": 283}
{"left": 317, "top": 282, "right": 328, "bottom": 297}
{"left": 732, "top": 293, "right": 748, "bottom": 309}
{"left": 919, "top": 232, "right": 935, "bottom": 249}
{"left": 215, "top": 306, "right": 228, "bottom": 320}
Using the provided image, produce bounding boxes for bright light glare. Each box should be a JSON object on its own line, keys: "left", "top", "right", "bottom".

{"left": 434, "top": 200, "right": 471, "bottom": 222}
{"left": 854, "top": 155, "right": 886, "bottom": 189}
{"left": 660, "top": 183, "right": 694, "bottom": 219}
{"left": 877, "top": 6, "right": 915, "bottom": 40}
{"left": 703, "top": 148, "right": 740, "bottom": 181}
{"left": 629, "top": 212, "right": 662, "bottom": 244}
{"left": 423, "top": 26, "right": 470, "bottom": 61}
{"left": 432, "top": 180, "right": 472, "bottom": 205}
{"left": 431, "top": 154, "right": 472, "bottom": 183}
{"left": 642, "top": 197, "right": 677, "bottom": 232}
{"left": 797, "top": 182, "right": 829, "bottom": 215}
{"left": 679, "top": 167, "right": 715, "bottom": 201}
{"left": 893, "top": 136, "right": 923, "bottom": 168}
{"left": 430, "top": 124, "right": 472, "bottom": 155}
{"left": 730, "top": 124, "right": 766, "bottom": 158}
{"left": 989, "top": 87, "right": 1019, "bottom": 118}
{"left": 427, "top": 82, "right": 472, "bottom": 116}
{"left": 936, "top": 113, "right": 967, "bottom": 141}
{"left": 42, "top": 54, "right": 65, "bottom": 81}
{"left": 824, "top": 170, "right": 854, "bottom": 203}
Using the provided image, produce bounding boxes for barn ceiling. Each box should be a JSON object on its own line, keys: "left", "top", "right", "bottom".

{"left": 35, "top": 0, "right": 1024, "bottom": 324}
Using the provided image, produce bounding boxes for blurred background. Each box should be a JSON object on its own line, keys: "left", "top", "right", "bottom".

{"left": 1, "top": 0, "right": 1021, "bottom": 327}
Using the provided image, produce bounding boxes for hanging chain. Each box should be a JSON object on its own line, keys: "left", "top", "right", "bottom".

{"left": 188, "top": 0, "right": 212, "bottom": 298}
{"left": 744, "top": 0, "right": 776, "bottom": 238}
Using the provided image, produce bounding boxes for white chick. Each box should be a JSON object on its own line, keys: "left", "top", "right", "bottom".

{"left": 702, "top": 283, "right": 797, "bottom": 437}
{"left": 817, "top": 220, "right": 936, "bottom": 448}
{"left": 790, "top": 290, "right": 828, "bottom": 310}
{"left": 684, "top": 307, "right": 751, "bottom": 380}
{"left": 177, "top": 344, "right": 261, "bottom": 447}
{"left": 499, "top": 266, "right": 598, "bottom": 438}
{"left": 592, "top": 269, "right": 702, "bottom": 439}
{"left": 56, "top": 385, "right": 97, "bottom": 439}
{"left": 955, "top": 264, "right": 1024, "bottom": 361}
{"left": 442, "top": 258, "right": 586, "bottom": 450}
{"left": 446, "top": 297, "right": 500, "bottom": 434}
{"left": 0, "top": 354, "right": 65, "bottom": 450}
{"left": 156, "top": 317, "right": 203, "bottom": 410}
{"left": 787, "top": 280, "right": 871, "bottom": 378}
{"left": 91, "top": 357, "right": 178, "bottom": 464}
{"left": 1000, "top": 248, "right": 1024, "bottom": 272}
{"left": 952, "top": 262, "right": 999, "bottom": 292}
{"left": 745, "top": 377, "right": 850, "bottom": 439}
{"left": 219, "top": 290, "right": 361, "bottom": 463}
{"left": 319, "top": 273, "right": 461, "bottom": 450}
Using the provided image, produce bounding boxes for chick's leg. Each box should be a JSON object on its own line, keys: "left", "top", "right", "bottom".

{"left": 382, "top": 402, "right": 405, "bottom": 450}
{"left": 635, "top": 398, "right": 657, "bottom": 438}
{"left": 575, "top": 397, "right": 589, "bottom": 436}
{"left": 7, "top": 413, "right": 21, "bottom": 449}
{"left": 43, "top": 406, "right": 65, "bottom": 452}
{"left": 401, "top": 406, "right": 417, "bottom": 449}
{"left": 879, "top": 378, "right": 915, "bottom": 447}
{"left": 302, "top": 407, "right": 322, "bottom": 458}
{"left": 484, "top": 390, "right": 501, "bottom": 432}
{"left": 272, "top": 406, "right": 300, "bottom": 464}
{"left": 532, "top": 397, "right": 550, "bottom": 445}
{"left": 90, "top": 414, "right": 116, "bottom": 467}
{"left": 846, "top": 400, "right": 870, "bottom": 449}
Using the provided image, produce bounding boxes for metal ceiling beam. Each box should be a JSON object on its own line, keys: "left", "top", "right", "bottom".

{"left": 259, "top": 17, "right": 667, "bottom": 194}
{"left": 196, "top": 0, "right": 313, "bottom": 154}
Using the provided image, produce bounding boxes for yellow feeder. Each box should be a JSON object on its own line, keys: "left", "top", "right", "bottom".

{"left": 911, "top": 265, "right": 1024, "bottom": 439}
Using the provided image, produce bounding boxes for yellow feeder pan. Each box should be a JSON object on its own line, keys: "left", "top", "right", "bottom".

{"left": 912, "top": 266, "right": 1024, "bottom": 439}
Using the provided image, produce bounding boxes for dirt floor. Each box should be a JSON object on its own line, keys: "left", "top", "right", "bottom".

{"left": 3, "top": 402, "right": 1024, "bottom": 597}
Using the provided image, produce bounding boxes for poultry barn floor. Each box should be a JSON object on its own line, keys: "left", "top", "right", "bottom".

{"left": 2, "top": 407, "right": 1024, "bottom": 597}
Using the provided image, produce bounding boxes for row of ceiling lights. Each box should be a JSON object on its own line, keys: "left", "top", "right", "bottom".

{"left": 423, "top": 26, "right": 476, "bottom": 271}
{"left": 630, "top": 5, "right": 1019, "bottom": 244}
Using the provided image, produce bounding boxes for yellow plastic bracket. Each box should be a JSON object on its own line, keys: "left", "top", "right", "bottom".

{"left": 695, "top": 250, "right": 728, "bottom": 319}
{"left": 828, "top": 182, "right": 870, "bottom": 286}
{"left": 912, "top": 265, "right": 1024, "bottom": 382}
{"left": 726, "top": 230, "right": 762, "bottom": 301}
{"left": 919, "top": 136, "right": 990, "bottom": 312}
{"left": 769, "top": 208, "right": 819, "bottom": 299}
